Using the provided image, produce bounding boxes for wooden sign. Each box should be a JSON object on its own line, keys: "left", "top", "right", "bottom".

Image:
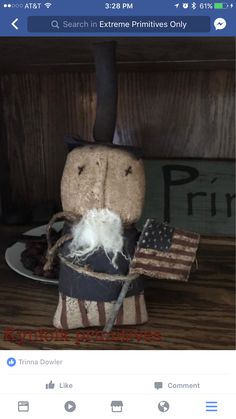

{"left": 141, "top": 160, "right": 235, "bottom": 237}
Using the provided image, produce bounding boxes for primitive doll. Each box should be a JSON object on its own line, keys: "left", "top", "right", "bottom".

{"left": 45, "top": 141, "right": 148, "bottom": 329}
{"left": 44, "top": 42, "right": 199, "bottom": 331}
{"left": 45, "top": 139, "right": 199, "bottom": 331}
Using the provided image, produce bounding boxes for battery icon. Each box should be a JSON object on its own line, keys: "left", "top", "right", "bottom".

{"left": 214, "top": 2, "right": 229, "bottom": 8}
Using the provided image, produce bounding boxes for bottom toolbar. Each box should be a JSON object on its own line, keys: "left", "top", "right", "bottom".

{"left": 1, "top": 394, "right": 234, "bottom": 419}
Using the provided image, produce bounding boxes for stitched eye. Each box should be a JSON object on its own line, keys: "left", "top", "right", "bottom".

{"left": 78, "top": 166, "right": 85, "bottom": 175}
{"left": 125, "top": 166, "right": 132, "bottom": 176}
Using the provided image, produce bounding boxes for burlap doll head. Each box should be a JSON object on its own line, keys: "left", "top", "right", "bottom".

{"left": 61, "top": 145, "right": 145, "bottom": 225}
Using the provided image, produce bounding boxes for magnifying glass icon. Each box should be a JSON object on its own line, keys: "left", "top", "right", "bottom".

{"left": 51, "top": 20, "right": 60, "bottom": 29}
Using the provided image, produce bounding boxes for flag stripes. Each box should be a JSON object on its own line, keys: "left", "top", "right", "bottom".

{"left": 130, "top": 220, "right": 200, "bottom": 282}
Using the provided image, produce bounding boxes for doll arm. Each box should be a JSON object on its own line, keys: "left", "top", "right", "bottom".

{"left": 46, "top": 211, "right": 77, "bottom": 249}
{"left": 43, "top": 211, "right": 77, "bottom": 271}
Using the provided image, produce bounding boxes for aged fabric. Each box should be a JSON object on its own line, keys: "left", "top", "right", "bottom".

{"left": 130, "top": 219, "right": 200, "bottom": 281}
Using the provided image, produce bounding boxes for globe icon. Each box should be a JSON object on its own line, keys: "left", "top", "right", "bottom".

{"left": 158, "top": 401, "right": 170, "bottom": 412}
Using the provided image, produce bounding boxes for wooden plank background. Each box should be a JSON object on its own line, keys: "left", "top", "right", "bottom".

{"left": 0, "top": 38, "right": 235, "bottom": 350}
{"left": 0, "top": 70, "right": 234, "bottom": 211}
{"left": 141, "top": 160, "right": 235, "bottom": 236}
{"left": 0, "top": 37, "right": 235, "bottom": 72}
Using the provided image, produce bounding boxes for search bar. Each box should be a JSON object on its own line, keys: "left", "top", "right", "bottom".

{"left": 28, "top": 16, "right": 210, "bottom": 33}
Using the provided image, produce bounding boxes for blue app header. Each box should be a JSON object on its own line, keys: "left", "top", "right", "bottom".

{"left": 0, "top": 0, "right": 235, "bottom": 36}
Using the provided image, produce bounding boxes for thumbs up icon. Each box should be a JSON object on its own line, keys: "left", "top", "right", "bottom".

{"left": 46, "top": 380, "right": 55, "bottom": 389}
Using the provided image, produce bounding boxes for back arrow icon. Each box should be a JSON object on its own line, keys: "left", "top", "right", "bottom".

{"left": 11, "top": 18, "right": 19, "bottom": 30}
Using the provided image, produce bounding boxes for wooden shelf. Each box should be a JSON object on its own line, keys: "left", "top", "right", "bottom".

{"left": 0, "top": 225, "right": 234, "bottom": 349}
{"left": 0, "top": 37, "right": 235, "bottom": 72}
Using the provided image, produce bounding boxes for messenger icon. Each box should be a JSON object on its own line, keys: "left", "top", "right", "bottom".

{"left": 214, "top": 18, "right": 227, "bottom": 30}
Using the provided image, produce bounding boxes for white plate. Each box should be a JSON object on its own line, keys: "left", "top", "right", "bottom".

{"left": 5, "top": 222, "right": 63, "bottom": 285}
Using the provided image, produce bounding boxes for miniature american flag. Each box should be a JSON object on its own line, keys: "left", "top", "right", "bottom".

{"left": 130, "top": 219, "right": 200, "bottom": 282}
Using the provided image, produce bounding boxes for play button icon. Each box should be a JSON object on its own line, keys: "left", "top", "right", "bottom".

{"left": 64, "top": 401, "right": 76, "bottom": 413}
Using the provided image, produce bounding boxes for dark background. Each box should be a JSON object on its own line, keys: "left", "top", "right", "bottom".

{"left": 0, "top": 37, "right": 235, "bottom": 214}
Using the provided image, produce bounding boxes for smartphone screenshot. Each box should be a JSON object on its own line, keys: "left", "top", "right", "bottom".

{"left": 0, "top": 1, "right": 235, "bottom": 418}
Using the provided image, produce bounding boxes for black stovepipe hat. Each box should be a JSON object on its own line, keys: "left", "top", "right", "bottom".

{"left": 65, "top": 41, "right": 143, "bottom": 158}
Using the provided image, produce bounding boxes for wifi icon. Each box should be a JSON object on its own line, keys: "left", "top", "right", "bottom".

{"left": 44, "top": 2, "right": 52, "bottom": 8}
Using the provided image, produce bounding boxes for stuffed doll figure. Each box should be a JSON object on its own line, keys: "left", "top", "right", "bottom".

{"left": 44, "top": 42, "right": 199, "bottom": 331}
{"left": 45, "top": 143, "right": 149, "bottom": 329}
{"left": 45, "top": 141, "right": 200, "bottom": 331}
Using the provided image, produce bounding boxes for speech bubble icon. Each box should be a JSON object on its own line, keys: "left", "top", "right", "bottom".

{"left": 154, "top": 381, "right": 163, "bottom": 390}
{"left": 214, "top": 18, "right": 227, "bottom": 30}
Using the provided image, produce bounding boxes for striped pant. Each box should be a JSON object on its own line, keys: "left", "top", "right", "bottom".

{"left": 53, "top": 293, "right": 148, "bottom": 329}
